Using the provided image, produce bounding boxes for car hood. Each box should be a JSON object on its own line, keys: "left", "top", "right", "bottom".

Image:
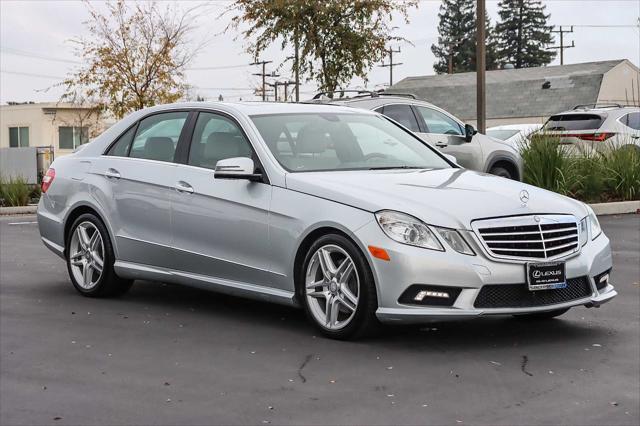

{"left": 285, "top": 168, "right": 587, "bottom": 229}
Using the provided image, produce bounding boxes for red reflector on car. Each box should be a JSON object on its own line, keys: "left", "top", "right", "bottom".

{"left": 563, "top": 133, "right": 615, "bottom": 142}
{"left": 41, "top": 168, "right": 55, "bottom": 193}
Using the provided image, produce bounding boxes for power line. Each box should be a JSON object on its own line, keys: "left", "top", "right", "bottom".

{"left": 0, "top": 47, "right": 81, "bottom": 64}
{"left": 0, "top": 69, "right": 65, "bottom": 80}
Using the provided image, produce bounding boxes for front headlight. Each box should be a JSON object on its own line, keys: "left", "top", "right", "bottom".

{"left": 375, "top": 210, "right": 444, "bottom": 251}
{"left": 435, "top": 228, "right": 475, "bottom": 256}
{"left": 579, "top": 217, "right": 588, "bottom": 246}
{"left": 586, "top": 205, "right": 602, "bottom": 240}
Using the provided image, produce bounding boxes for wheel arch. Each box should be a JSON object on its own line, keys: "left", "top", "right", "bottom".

{"left": 63, "top": 203, "right": 116, "bottom": 257}
{"left": 292, "top": 224, "right": 378, "bottom": 304}
{"left": 486, "top": 154, "right": 521, "bottom": 181}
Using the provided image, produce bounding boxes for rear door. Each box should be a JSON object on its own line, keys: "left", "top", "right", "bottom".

{"left": 171, "top": 111, "right": 274, "bottom": 287}
{"left": 413, "top": 105, "right": 482, "bottom": 170}
{"left": 97, "top": 111, "right": 190, "bottom": 266}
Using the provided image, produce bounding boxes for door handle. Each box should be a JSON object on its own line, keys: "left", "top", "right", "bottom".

{"left": 175, "top": 181, "right": 194, "bottom": 194}
{"left": 435, "top": 141, "right": 448, "bottom": 148}
{"left": 105, "top": 168, "right": 121, "bottom": 179}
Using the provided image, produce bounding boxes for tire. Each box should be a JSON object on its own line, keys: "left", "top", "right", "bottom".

{"left": 513, "top": 308, "right": 569, "bottom": 320}
{"left": 298, "top": 233, "right": 378, "bottom": 340}
{"left": 65, "top": 213, "right": 133, "bottom": 298}
{"left": 488, "top": 166, "right": 513, "bottom": 179}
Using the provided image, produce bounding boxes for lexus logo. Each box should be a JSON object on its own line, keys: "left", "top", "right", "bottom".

{"left": 519, "top": 189, "right": 530, "bottom": 205}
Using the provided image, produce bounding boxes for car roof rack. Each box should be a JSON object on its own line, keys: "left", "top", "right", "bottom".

{"left": 312, "top": 90, "right": 416, "bottom": 100}
{"left": 572, "top": 103, "right": 623, "bottom": 110}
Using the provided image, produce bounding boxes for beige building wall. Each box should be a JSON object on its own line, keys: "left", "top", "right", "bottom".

{"left": 597, "top": 60, "right": 640, "bottom": 106}
{"left": 0, "top": 103, "right": 105, "bottom": 157}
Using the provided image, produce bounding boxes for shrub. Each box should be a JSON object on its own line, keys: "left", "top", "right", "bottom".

{"left": 521, "top": 134, "right": 572, "bottom": 196}
{"left": 602, "top": 144, "right": 640, "bottom": 201}
{"left": 0, "top": 175, "right": 32, "bottom": 207}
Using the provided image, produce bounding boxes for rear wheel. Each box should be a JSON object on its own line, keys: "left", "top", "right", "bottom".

{"left": 299, "top": 234, "right": 378, "bottom": 340}
{"left": 66, "top": 213, "right": 132, "bottom": 297}
{"left": 488, "top": 165, "right": 513, "bottom": 179}
{"left": 513, "top": 308, "right": 569, "bottom": 320}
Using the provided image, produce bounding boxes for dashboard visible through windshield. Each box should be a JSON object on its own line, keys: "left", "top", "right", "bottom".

{"left": 250, "top": 113, "right": 451, "bottom": 172}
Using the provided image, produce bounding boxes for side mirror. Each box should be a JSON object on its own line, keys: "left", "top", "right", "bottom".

{"left": 464, "top": 124, "right": 477, "bottom": 142}
{"left": 443, "top": 154, "right": 459, "bottom": 165}
{"left": 214, "top": 157, "right": 263, "bottom": 182}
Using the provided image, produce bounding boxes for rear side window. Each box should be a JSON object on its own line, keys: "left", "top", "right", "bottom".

{"left": 622, "top": 112, "right": 640, "bottom": 131}
{"left": 544, "top": 114, "right": 604, "bottom": 131}
{"left": 106, "top": 126, "right": 136, "bottom": 156}
{"left": 379, "top": 104, "right": 420, "bottom": 132}
{"left": 129, "top": 112, "right": 188, "bottom": 162}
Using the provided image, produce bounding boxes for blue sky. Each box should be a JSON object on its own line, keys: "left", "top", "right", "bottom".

{"left": 1, "top": 0, "right": 638, "bottom": 103}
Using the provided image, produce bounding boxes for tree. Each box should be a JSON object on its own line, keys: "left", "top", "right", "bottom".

{"left": 228, "top": 0, "right": 417, "bottom": 94}
{"left": 431, "top": 0, "right": 499, "bottom": 74}
{"left": 495, "top": 0, "right": 556, "bottom": 68}
{"left": 63, "top": 0, "right": 201, "bottom": 119}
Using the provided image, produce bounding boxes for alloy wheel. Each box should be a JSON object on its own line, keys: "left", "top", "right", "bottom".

{"left": 305, "top": 244, "right": 360, "bottom": 330}
{"left": 69, "top": 221, "right": 105, "bottom": 289}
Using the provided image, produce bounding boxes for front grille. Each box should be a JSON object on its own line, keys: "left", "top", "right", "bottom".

{"left": 474, "top": 276, "right": 592, "bottom": 308}
{"left": 473, "top": 215, "right": 581, "bottom": 261}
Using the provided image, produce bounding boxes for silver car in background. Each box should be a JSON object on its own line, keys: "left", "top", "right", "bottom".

{"left": 312, "top": 91, "right": 524, "bottom": 180}
{"left": 37, "top": 102, "right": 615, "bottom": 340}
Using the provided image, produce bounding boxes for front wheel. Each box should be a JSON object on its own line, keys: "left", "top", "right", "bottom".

{"left": 66, "top": 213, "right": 132, "bottom": 297}
{"left": 299, "top": 234, "right": 378, "bottom": 340}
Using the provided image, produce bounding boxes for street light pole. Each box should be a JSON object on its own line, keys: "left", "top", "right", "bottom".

{"left": 476, "top": 0, "right": 487, "bottom": 134}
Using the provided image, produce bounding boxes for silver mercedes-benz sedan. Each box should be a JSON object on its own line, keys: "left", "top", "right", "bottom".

{"left": 37, "top": 102, "right": 616, "bottom": 340}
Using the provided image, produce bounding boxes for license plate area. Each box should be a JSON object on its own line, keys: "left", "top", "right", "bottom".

{"left": 526, "top": 261, "right": 567, "bottom": 290}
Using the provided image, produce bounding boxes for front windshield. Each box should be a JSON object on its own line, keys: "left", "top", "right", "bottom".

{"left": 250, "top": 112, "right": 451, "bottom": 172}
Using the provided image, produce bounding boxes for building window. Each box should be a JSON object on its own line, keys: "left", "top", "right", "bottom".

{"left": 59, "top": 126, "right": 89, "bottom": 150}
{"left": 9, "top": 127, "right": 29, "bottom": 147}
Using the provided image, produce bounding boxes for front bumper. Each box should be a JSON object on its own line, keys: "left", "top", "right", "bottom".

{"left": 354, "top": 220, "right": 616, "bottom": 324}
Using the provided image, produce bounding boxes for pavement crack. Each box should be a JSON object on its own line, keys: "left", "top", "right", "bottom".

{"left": 298, "top": 354, "right": 312, "bottom": 383}
{"left": 521, "top": 355, "right": 533, "bottom": 376}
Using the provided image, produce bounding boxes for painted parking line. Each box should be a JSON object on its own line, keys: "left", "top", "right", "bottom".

{"left": 7, "top": 221, "right": 38, "bottom": 225}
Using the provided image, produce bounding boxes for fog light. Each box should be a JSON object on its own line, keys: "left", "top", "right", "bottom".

{"left": 599, "top": 274, "right": 609, "bottom": 285}
{"left": 414, "top": 290, "right": 450, "bottom": 301}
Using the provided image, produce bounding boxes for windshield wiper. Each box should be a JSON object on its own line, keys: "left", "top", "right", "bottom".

{"left": 368, "top": 166, "right": 426, "bottom": 170}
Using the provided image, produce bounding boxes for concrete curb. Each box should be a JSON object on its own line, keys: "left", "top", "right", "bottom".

{"left": 0, "top": 205, "right": 37, "bottom": 215}
{"left": 589, "top": 200, "right": 640, "bottom": 216}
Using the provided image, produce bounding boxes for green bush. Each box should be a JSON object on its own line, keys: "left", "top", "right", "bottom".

{"left": 520, "top": 135, "right": 640, "bottom": 203}
{"left": 0, "top": 175, "right": 32, "bottom": 207}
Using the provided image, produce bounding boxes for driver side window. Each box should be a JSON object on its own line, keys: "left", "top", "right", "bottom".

{"left": 188, "top": 112, "right": 253, "bottom": 170}
{"left": 416, "top": 106, "right": 463, "bottom": 136}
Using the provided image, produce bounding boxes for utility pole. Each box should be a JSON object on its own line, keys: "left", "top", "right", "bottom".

{"left": 550, "top": 26, "right": 575, "bottom": 65}
{"left": 294, "top": 29, "right": 300, "bottom": 102}
{"left": 251, "top": 60, "right": 275, "bottom": 101}
{"left": 281, "top": 80, "right": 297, "bottom": 102}
{"left": 379, "top": 47, "right": 402, "bottom": 87}
{"left": 476, "top": 0, "right": 486, "bottom": 133}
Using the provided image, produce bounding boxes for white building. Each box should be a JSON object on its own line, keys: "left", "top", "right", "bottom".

{"left": 0, "top": 102, "right": 107, "bottom": 157}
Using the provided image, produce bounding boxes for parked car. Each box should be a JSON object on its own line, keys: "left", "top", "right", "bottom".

{"left": 312, "top": 91, "right": 523, "bottom": 180}
{"left": 540, "top": 104, "right": 640, "bottom": 153}
{"left": 37, "top": 102, "right": 615, "bottom": 340}
{"left": 487, "top": 124, "right": 543, "bottom": 149}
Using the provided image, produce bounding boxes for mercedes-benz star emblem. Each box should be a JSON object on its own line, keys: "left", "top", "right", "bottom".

{"left": 519, "top": 189, "right": 530, "bottom": 205}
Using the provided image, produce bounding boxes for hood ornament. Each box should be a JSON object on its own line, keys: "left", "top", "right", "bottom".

{"left": 519, "top": 189, "right": 530, "bottom": 205}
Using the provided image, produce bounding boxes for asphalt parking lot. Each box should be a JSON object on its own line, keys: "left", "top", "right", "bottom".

{"left": 0, "top": 214, "right": 638, "bottom": 426}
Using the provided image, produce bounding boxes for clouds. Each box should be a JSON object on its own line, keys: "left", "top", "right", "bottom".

{"left": 1, "top": 0, "right": 638, "bottom": 104}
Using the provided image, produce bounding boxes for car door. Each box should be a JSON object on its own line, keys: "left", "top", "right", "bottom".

{"left": 413, "top": 105, "right": 483, "bottom": 170}
{"left": 171, "top": 110, "right": 274, "bottom": 287}
{"left": 96, "top": 111, "right": 190, "bottom": 266}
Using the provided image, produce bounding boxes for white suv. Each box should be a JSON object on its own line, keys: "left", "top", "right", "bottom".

{"left": 541, "top": 104, "right": 640, "bottom": 152}
{"left": 312, "top": 91, "right": 524, "bottom": 181}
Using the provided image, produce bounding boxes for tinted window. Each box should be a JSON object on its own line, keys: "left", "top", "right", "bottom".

{"left": 623, "top": 112, "right": 640, "bottom": 131}
{"left": 416, "top": 106, "right": 463, "bottom": 135}
{"left": 486, "top": 129, "right": 520, "bottom": 141}
{"left": 188, "top": 112, "right": 253, "bottom": 170}
{"left": 106, "top": 126, "right": 136, "bottom": 156}
{"left": 251, "top": 113, "right": 450, "bottom": 172}
{"left": 544, "top": 114, "right": 604, "bottom": 131}
{"left": 129, "top": 112, "right": 188, "bottom": 162}
{"left": 380, "top": 104, "right": 420, "bottom": 132}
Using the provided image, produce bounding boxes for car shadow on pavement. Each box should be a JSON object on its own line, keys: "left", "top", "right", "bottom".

{"left": 70, "top": 278, "right": 611, "bottom": 351}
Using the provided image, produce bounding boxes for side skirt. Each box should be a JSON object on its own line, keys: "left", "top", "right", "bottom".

{"left": 114, "top": 260, "right": 298, "bottom": 307}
